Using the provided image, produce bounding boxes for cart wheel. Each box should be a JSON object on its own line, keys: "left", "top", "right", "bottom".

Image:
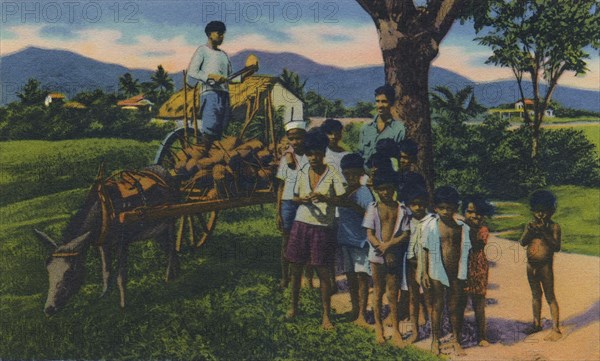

{"left": 175, "top": 211, "right": 218, "bottom": 250}
{"left": 154, "top": 127, "right": 198, "bottom": 170}
{"left": 191, "top": 211, "right": 218, "bottom": 248}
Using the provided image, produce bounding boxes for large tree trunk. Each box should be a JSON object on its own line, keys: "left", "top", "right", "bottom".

{"left": 378, "top": 27, "right": 439, "bottom": 196}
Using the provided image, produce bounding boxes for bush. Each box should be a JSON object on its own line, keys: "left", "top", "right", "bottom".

{"left": 433, "top": 114, "right": 599, "bottom": 199}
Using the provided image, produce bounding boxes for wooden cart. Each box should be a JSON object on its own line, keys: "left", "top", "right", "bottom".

{"left": 118, "top": 74, "right": 289, "bottom": 250}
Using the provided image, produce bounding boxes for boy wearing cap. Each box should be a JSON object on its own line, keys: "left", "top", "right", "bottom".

{"left": 422, "top": 186, "right": 472, "bottom": 356}
{"left": 276, "top": 120, "right": 308, "bottom": 289}
{"left": 336, "top": 153, "right": 374, "bottom": 327}
{"left": 363, "top": 165, "right": 411, "bottom": 347}
{"left": 187, "top": 21, "right": 240, "bottom": 157}
{"left": 285, "top": 129, "right": 346, "bottom": 330}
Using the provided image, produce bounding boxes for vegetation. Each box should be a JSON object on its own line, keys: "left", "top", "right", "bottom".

{"left": 476, "top": 0, "right": 600, "bottom": 158}
{"left": 0, "top": 140, "right": 439, "bottom": 360}
{"left": 489, "top": 186, "right": 600, "bottom": 257}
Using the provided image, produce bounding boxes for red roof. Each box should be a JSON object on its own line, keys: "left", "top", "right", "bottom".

{"left": 516, "top": 99, "right": 534, "bottom": 105}
{"left": 48, "top": 92, "right": 66, "bottom": 99}
{"left": 117, "top": 94, "right": 149, "bottom": 107}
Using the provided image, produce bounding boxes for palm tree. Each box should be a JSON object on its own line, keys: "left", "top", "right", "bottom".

{"left": 151, "top": 65, "right": 175, "bottom": 105}
{"left": 430, "top": 85, "right": 485, "bottom": 122}
{"left": 279, "top": 68, "right": 306, "bottom": 100}
{"left": 118, "top": 73, "right": 140, "bottom": 98}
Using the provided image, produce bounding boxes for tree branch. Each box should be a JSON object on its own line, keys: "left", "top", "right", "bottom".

{"left": 429, "top": 0, "right": 467, "bottom": 42}
{"left": 355, "top": 0, "right": 387, "bottom": 21}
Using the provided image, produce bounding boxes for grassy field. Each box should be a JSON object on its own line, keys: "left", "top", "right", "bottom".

{"left": 546, "top": 123, "right": 600, "bottom": 154}
{"left": 489, "top": 185, "right": 600, "bottom": 256}
{"left": 0, "top": 139, "right": 438, "bottom": 360}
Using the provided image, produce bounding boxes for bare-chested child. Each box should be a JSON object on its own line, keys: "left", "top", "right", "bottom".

{"left": 363, "top": 166, "right": 410, "bottom": 347}
{"left": 285, "top": 129, "right": 346, "bottom": 330}
{"left": 462, "top": 195, "right": 495, "bottom": 347}
{"left": 404, "top": 185, "right": 436, "bottom": 344}
{"left": 276, "top": 120, "right": 308, "bottom": 289}
{"left": 519, "top": 190, "right": 562, "bottom": 341}
{"left": 422, "top": 186, "right": 471, "bottom": 355}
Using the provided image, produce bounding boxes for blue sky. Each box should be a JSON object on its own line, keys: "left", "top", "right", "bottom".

{"left": 1, "top": 0, "right": 598, "bottom": 89}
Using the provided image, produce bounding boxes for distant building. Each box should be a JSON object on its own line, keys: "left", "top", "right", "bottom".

{"left": 514, "top": 99, "right": 555, "bottom": 118}
{"left": 63, "top": 101, "right": 87, "bottom": 110}
{"left": 44, "top": 93, "right": 66, "bottom": 106}
{"left": 117, "top": 94, "right": 154, "bottom": 111}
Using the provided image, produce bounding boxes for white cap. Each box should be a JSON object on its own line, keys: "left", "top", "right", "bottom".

{"left": 284, "top": 120, "right": 306, "bottom": 132}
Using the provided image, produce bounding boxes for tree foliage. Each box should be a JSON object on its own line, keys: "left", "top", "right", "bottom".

{"left": 475, "top": 0, "right": 600, "bottom": 158}
{"left": 118, "top": 73, "right": 141, "bottom": 99}
{"left": 17, "top": 78, "right": 47, "bottom": 106}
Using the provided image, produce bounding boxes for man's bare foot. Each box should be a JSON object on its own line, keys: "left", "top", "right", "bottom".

{"left": 452, "top": 342, "right": 467, "bottom": 356}
{"left": 478, "top": 339, "right": 490, "bottom": 347}
{"left": 353, "top": 317, "right": 370, "bottom": 329}
{"left": 524, "top": 324, "right": 543, "bottom": 334}
{"left": 430, "top": 340, "right": 441, "bottom": 355}
{"left": 284, "top": 310, "right": 296, "bottom": 321}
{"left": 322, "top": 318, "right": 335, "bottom": 331}
{"left": 375, "top": 328, "right": 386, "bottom": 344}
{"left": 391, "top": 332, "right": 406, "bottom": 348}
{"left": 544, "top": 329, "right": 562, "bottom": 341}
{"left": 406, "top": 331, "right": 418, "bottom": 344}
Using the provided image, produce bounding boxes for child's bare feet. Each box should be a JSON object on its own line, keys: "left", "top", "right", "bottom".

{"left": 452, "top": 341, "right": 467, "bottom": 356}
{"left": 544, "top": 329, "right": 562, "bottom": 341}
{"left": 391, "top": 332, "right": 406, "bottom": 348}
{"left": 430, "top": 340, "right": 441, "bottom": 355}
{"left": 375, "top": 327, "right": 386, "bottom": 345}
{"left": 524, "top": 324, "right": 543, "bottom": 334}
{"left": 284, "top": 309, "right": 296, "bottom": 321}
{"left": 322, "top": 318, "right": 335, "bottom": 331}
{"left": 353, "top": 317, "right": 370, "bottom": 329}
{"left": 478, "top": 339, "right": 490, "bottom": 347}
{"left": 406, "top": 331, "right": 418, "bottom": 344}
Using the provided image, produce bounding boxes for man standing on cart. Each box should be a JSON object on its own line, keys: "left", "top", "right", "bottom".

{"left": 187, "top": 21, "right": 240, "bottom": 157}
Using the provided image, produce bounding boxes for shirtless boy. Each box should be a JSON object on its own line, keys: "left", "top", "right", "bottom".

{"left": 423, "top": 186, "right": 471, "bottom": 355}
{"left": 519, "top": 190, "right": 562, "bottom": 341}
{"left": 404, "top": 185, "right": 436, "bottom": 344}
{"left": 363, "top": 166, "right": 410, "bottom": 347}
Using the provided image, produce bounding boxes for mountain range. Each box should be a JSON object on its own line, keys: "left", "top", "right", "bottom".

{"left": 1, "top": 47, "right": 598, "bottom": 112}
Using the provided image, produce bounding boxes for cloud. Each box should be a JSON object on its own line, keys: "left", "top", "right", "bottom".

{"left": 1, "top": 21, "right": 598, "bottom": 91}
{"left": 39, "top": 25, "right": 78, "bottom": 40}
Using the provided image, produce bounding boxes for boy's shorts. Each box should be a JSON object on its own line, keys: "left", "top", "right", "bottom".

{"left": 337, "top": 244, "right": 371, "bottom": 276}
{"left": 280, "top": 200, "right": 298, "bottom": 232}
{"left": 199, "top": 90, "right": 231, "bottom": 139}
{"left": 286, "top": 221, "right": 336, "bottom": 267}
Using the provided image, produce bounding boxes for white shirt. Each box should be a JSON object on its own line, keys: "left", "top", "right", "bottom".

{"left": 276, "top": 150, "right": 308, "bottom": 201}
{"left": 293, "top": 164, "right": 346, "bottom": 226}
{"left": 187, "top": 44, "right": 232, "bottom": 93}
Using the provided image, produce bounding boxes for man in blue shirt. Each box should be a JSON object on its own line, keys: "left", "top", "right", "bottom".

{"left": 359, "top": 85, "right": 406, "bottom": 167}
{"left": 187, "top": 21, "right": 239, "bottom": 157}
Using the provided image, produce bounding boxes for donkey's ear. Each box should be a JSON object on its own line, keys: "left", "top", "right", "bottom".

{"left": 58, "top": 231, "right": 92, "bottom": 253}
{"left": 33, "top": 229, "right": 58, "bottom": 249}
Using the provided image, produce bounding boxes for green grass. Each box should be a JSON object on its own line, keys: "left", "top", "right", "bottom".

{"left": 489, "top": 185, "right": 600, "bottom": 256}
{"left": 0, "top": 139, "right": 159, "bottom": 205}
{"left": 0, "top": 139, "right": 439, "bottom": 360}
{"left": 543, "top": 116, "right": 600, "bottom": 124}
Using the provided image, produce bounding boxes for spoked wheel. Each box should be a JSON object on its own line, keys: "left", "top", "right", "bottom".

{"left": 154, "top": 127, "right": 199, "bottom": 170}
{"left": 175, "top": 211, "right": 218, "bottom": 251}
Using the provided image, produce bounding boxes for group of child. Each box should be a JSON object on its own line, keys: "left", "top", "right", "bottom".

{"left": 275, "top": 117, "right": 563, "bottom": 355}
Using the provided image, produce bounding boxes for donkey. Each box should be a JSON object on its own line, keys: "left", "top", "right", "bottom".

{"left": 35, "top": 165, "right": 180, "bottom": 316}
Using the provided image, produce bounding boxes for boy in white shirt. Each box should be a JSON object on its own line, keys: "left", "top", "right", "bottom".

{"left": 285, "top": 129, "right": 346, "bottom": 330}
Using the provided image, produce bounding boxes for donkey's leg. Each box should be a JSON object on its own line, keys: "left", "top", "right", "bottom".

{"left": 99, "top": 243, "right": 113, "bottom": 298}
{"left": 159, "top": 223, "right": 180, "bottom": 282}
{"left": 116, "top": 242, "right": 129, "bottom": 309}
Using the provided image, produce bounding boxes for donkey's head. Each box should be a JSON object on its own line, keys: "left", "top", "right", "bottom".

{"left": 35, "top": 229, "right": 91, "bottom": 316}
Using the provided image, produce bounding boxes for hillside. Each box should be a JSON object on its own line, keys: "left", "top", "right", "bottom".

{"left": 1, "top": 47, "right": 598, "bottom": 112}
